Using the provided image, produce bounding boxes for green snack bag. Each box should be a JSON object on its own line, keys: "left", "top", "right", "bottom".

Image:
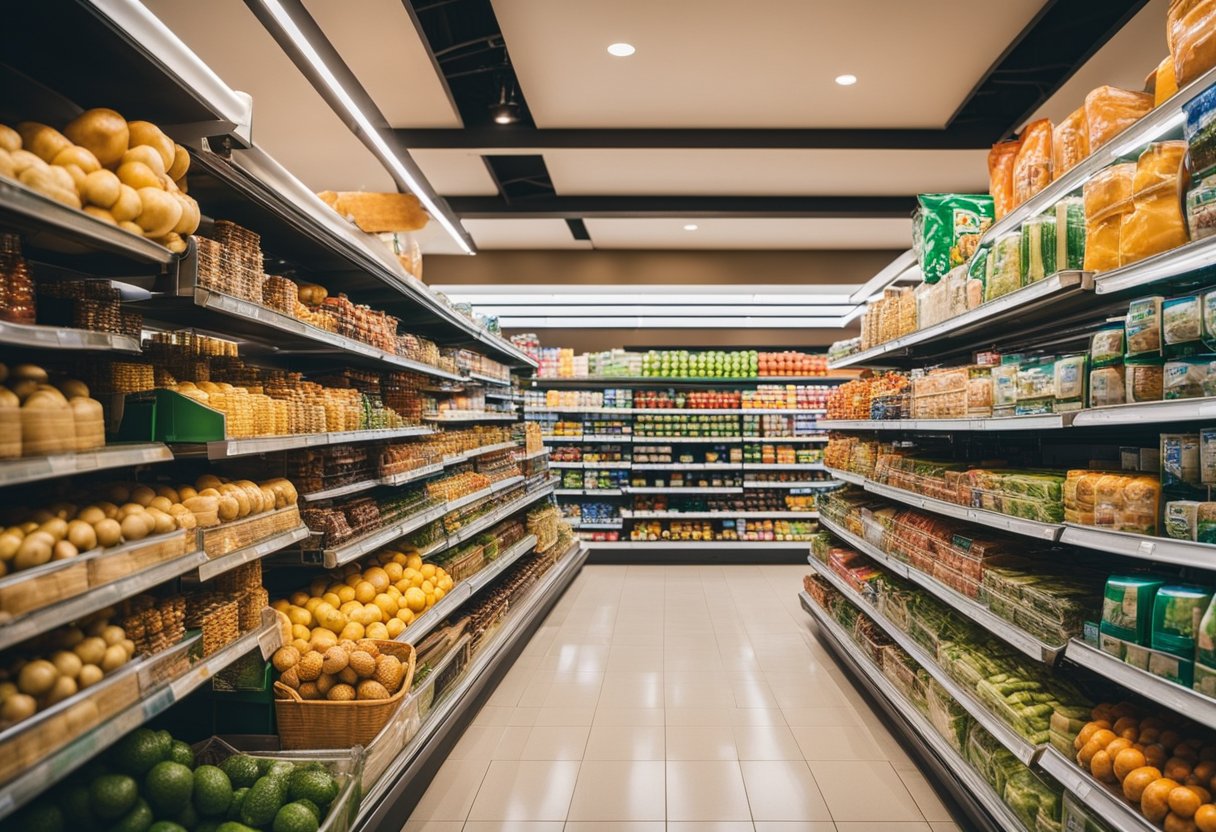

{"left": 916, "top": 194, "right": 995, "bottom": 283}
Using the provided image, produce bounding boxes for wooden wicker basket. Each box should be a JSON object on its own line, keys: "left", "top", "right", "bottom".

{"left": 272, "top": 640, "right": 416, "bottom": 750}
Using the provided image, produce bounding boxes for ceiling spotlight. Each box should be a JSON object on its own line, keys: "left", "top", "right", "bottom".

{"left": 489, "top": 82, "right": 520, "bottom": 125}
{"left": 683, "top": 224, "right": 699, "bottom": 231}
{"left": 607, "top": 42, "right": 636, "bottom": 57}
{"left": 835, "top": 73, "right": 858, "bottom": 86}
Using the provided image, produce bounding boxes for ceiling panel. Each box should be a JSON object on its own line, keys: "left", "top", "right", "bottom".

{"left": 493, "top": 0, "right": 1047, "bottom": 129}
{"left": 144, "top": 0, "right": 394, "bottom": 193}
{"left": 583, "top": 218, "right": 912, "bottom": 249}
{"left": 411, "top": 150, "right": 501, "bottom": 196}
{"left": 303, "top": 0, "right": 461, "bottom": 129}
{"left": 463, "top": 219, "right": 594, "bottom": 249}
{"left": 543, "top": 148, "right": 988, "bottom": 196}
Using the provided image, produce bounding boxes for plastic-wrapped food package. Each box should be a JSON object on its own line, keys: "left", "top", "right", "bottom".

{"left": 1204, "top": 290, "right": 1216, "bottom": 341}
{"left": 1125, "top": 357, "right": 1165, "bottom": 403}
{"left": 1164, "top": 295, "right": 1203, "bottom": 350}
{"left": 1089, "top": 364, "right": 1126, "bottom": 408}
{"left": 1187, "top": 174, "right": 1216, "bottom": 239}
{"left": 1121, "top": 169, "right": 1188, "bottom": 267}
{"left": 1082, "top": 164, "right": 1135, "bottom": 273}
{"left": 1054, "top": 355, "right": 1086, "bottom": 411}
{"left": 1126, "top": 295, "right": 1164, "bottom": 355}
{"left": 1052, "top": 107, "right": 1089, "bottom": 177}
{"left": 1164, "top": 356, "right": 1216, "bottom": 398}
{"left": 1089, "top": 326, "right": 1124, "bottom": 365}
{"left": 1020, "top": 214, "right": 1057, "bottom": 282}
{"left": 992, "top": 363, "right": 1019, "bottom": 415}
{"left": 988, "top": 140, "right": 1020, "bottom": 220}
{"left": 1012, "top": 119, "right": 1053, "bottom": 207}
{"left": 1162, "top": 433, "right": 1201, "bottom": 488}
{"left": 1053, "top": 198, "right": 1086, "bottom": 271}
{"left": 1156, "top": 54, "right": 1180, "bottom": 106}
{"left": 986, "top": 232, "right": 1023, "bottom": 302}
{"left": 915, "top": 194, "right": 994, "bottom": 283}
{"left": 1169, "top": 0, "right": 1216, "bottom": 87}
{"left": 1185, "top": 84, "right": 1216, "bottom": 179}
{"left": 1083, "top": 86, "right": 1153, "bottom": 151}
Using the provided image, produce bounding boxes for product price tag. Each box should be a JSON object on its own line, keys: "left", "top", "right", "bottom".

{"left": 1138, "top": 539, "right": 1156, "bottom": 556}
{"left": 169, "top": 666, "right": 208, "bottom": 701}
{"left": 258, "top": 624, "right": 282, "bottom": 658}
{"left": 143, "top": 685, "right": 175, "bottom": 718}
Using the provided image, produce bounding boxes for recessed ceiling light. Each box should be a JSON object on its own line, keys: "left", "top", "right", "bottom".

{"left": 683, "top": 224, "right": 699, "bottom": 231}
{"left": 607, "top": 42, "right": 636, "bottom": 57}
{"left": 835, "top": 74, "right": 858, "bottom": 86}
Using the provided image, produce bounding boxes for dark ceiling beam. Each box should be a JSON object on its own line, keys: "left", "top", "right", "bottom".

{"left": 396, "top": 126, "right": 994, "bottom": 150}
{"left": 447, "top": 196, "right": 915, "bottom": 219}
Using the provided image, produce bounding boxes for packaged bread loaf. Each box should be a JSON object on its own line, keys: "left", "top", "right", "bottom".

{"left": 1053, "top": 107, "right": 1089, "bottom": 176}
{"left": 1168, "top": 0, "right": 1216, "bottom": 87}
{"left": 1084, "top": 86, "right": 1154, "bottom": 151}
{"left": 1120, "top": 142, "right": 1189, "bottom": 266}
{"left": 987, "top": 140, "right": 1019, "bottom": 220}
{"left": 1155, "top": 54, "right": 1179, "bottom": 106}
{"left": 1083, "top": 163, "right": 1135, "bottom": 272}
{"left": 1119, "top": 475, "right": 1161, "bottom": 534}
{"left": 1012, "top": 119, "right": 1053, "bottom": 207}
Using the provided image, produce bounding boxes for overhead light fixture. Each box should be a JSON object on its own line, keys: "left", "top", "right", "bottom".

{"left": 683, "top": 223, "right": 699, "bottom": 231}
{"left": 249, "top": 0, "right": 475, "bottom": 254}
{"left": 489, "top": 82, "right": 520, "bottom": 125}
{"left": 835, "top": 74, "right": 858, "bottom": 86}
{"left": 607, "top": 42, "right": 636, "bottom": 57}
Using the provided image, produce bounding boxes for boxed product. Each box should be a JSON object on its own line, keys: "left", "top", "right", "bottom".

{"left": 1015, "top": 358, "right": 1056, "bottom": 415}
{"left": 1124, "top": 640, "right": 1151, "bottom": 670}
{"left": 1166, "top": 500, "right": 1201, "bottom": 539}
{"left": 1202, "top": 427, "right": 1216, "bottom": 484}
{"left": 1201, "top": 503, "right": 1216, "bottom": 544}
{"left": 1162, "top": 432, "right": 1202, "bottom": 487}
{"left": 1054, "top": 354, "right": 1087, "bottom": 412}
{"left": 1196, "top": 594, "right": 1216, "bottom": 694}
{"left": 1147, "top": 645, "right": 1195, "bottom": 687}
{"left": 1164, "top": 356, "right": 1216, "bottom": 398}
{"left": 992, "top": 361, "right": 1019, "bottom": 416}
{"left": 1124, "top": 357, "right": 1164, "bottom": 403}
{"left": 1098, "top": 631, "right": 1126, "bottom": 659}
{"left": 1089, "top": 326, "right": 1124, "bottom": 366}
{"left": 1164, "top": 295, "right": 1204, "bottom": 352}
{"left": 1151, "top": 583, "right": 1213, "bottom": 658}
{"left": 1101, "top": 575, "right": 1164, "bottom": 644}
{"left": 1187, "top": 174, "right": 1216, "bottom": 240}
{"left": 1126, "top": 296, "right": 1164, "bottom": 356}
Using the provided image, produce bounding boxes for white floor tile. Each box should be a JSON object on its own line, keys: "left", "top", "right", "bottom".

{"left": 567, "top": 760, "right": 666, "bottom": 821}
{"left": 739, "top": 760, "right": 831, "bottom": 821}
{"left": 665, "top": 761, "right": 751, "bottom": 821}
{"left": 467, "top": 760, "right": 581, "bottom": 821}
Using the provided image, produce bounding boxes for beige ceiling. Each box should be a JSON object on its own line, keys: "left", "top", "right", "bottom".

{"left": 410, "top": 150, "right": 500, "bottom": 196}
{"left": 583, "top": 218, "right": 912, "bottom": 249}
{"left": 463, "top": 219, "right": 594, "bottom": 249}
{"left": 492, "top": 0, "right": 1048, "bottom": 129}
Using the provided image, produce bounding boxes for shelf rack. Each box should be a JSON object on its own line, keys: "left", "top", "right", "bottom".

{"left": 197, "top": 524, "right": 310, "bottom": 582}
{"left": 802, "top": 592, "right": 1027, "bottom": 832}
{"left": 0, "top": 443, "right": 172, "bottom": 488}
{"left": 181, "top": 426, "right": 435, "bottom": 460}
{"left": 527, "top": 406, "right": 826, "bottom": 416}
{"left": 587, "top": 540, "right": 812, "bottom": 550}
{"left": 1038, "top": 747, "right": 1158, "bottom": 832}
{"left": 531, "top": 376, "right": 851, "bottom": 386}
{"left": 819, "top": 414, "right": 1075, "bottom": 432}
{"left": 623, "top": 510, "right": 819, "bottom": 520}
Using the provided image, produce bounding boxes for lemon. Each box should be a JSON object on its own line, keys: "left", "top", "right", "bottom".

{"left": 419, "top": 564, "right": 436, "bottom": 579}
{"left": 426, "top": 593, "right": 436, "bottom": 608}
{"left": 392, "top": 551, "right": 408, "bottom": 566}
{"left": 337, "top": 585, "right": 356, "bottom": 603}
{"left": 406, "top": 554, "right": 422, "bottom": 571}
{"left": 384, "top": 563, "right": 403, "bottom": 582}
{"left": 374, "top": 593, "right": 398, "bottom": 618}
{"left": 364, "top": 566, "right": 390, "bottom": 592}
{"left": 394, "top": 578, "right": 410, "bottom": 593}
{"left": 339, "top": 621, "right": 364, "bottom": 641}
{"left": 386, "top": 618, "right": 405, "bottom": 638}
{"left": 396, "top": 608, "right": 415, "bottom": 624}
{"left": 404, "top": 587, "right": 427, "bottom": 613}
{"left": 438, "top": 576, "right": 454, "bottom": 591}
{"left": 434, "top": 586, "right": 445, "bottom": 601}
{"left": 420, "top": 580, "right": 434, "bottom": 595}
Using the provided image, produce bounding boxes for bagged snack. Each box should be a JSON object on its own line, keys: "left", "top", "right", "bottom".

{"left": 1083, "top": 164, "right": 1135, "bottom": 273}
{"left": 1053, "top": 107, "right": 1090, "bottom": 176}
{"left": 1054, "top": 354, "right": 1087, "bottom": 411}
{"left": 1084, "top": 86, "right": 1154, "bottom": 151}
{"left": 1089, "top": 364, "right": 1126, "bottom": 408}
{"left": 986, "top": 231, "right": 1024, "bottom": 302}
{"left": 1020, "top": 213, "right": 1057, "bottom": 282}
{"left": 1054, "top": 197, "right": 1086, "bottom": 271}
{"left": 1186, "top": 175, "right": 1216, "bottom": 240}
{"left": 988, "top": 140, "right": 1020, "bottom": 220}
{"left": 1169, "top": 0, "right": 1216, "bottom": 87}
{"left": 1164, "top": 295, "right": 1203, "bottom": 351}
{"left": 1185, "top": 84, "right": 1216, "bottom": 179}
{"left": 1120, "top": 142, "right": 1189, "bottom": 266}
{"left": 1013, "top": 119, "right": 1053, "bottom": 207}
{"left": 1089, "top": 325, "right": 1124, "bottom": 365}
{"left": 1156, "top": 54, "right": 1180, "bottom": 106}
{"left": 915, "top": 194, "right": 994, "bottom": 284}
{"left": 1164, "top": 356, "right": 1216, "bottom": 398}
{"left": 1125, "top": 357, "right": 1165, "bottom": 402}
{"left": 1125, "top": 296, "right": 1164, "bottom": 356}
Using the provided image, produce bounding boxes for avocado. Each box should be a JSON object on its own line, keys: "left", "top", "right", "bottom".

{"left": 90, "top": 773, "right": 139, "bottom": 820}
{"left": 106, "top": 798, "right": 152, "bottom": 832}
{"left": 110, "top": 730, "right": 165, "bottom": 777}
{"left": 239, "top": 774, "right": 288, "bottom": 827}
{"left": 144, "top": 761, "right": 194, "bottom": 816}
{"left": 13, "top": 803, "right": 64, "bottom": 832}
{"left": 220, "top": 756, "right": 260, "bottom": 789}
{"left": 147, "top": 823, "right": 188, "bottom": 832}
{"left": 287, "top": 769, "right": 338, "bottom": 808}
{"left": 271, "top": 803, "right": 319, "bottom": 832}
{"left": 166, "top": 740, "right": 195, "bottom": 769}
{"left": 192, "top": 765, "right": 234, "bottom": 817}
{"left": 227, "top": 787, "right": 249, "bottom": 821}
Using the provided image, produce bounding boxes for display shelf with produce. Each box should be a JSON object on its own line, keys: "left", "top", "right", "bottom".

{"left": 805, "top": 557, "right": 1039, "bottom": 764}
{"left": 542, "top": 434, "right": 634, "bottom": 443}
{"left": 196, "top": 522, "right": 310, "bottom": 582}
{"left": 819, "top": 414, "right": 1076, "bottom": 432}
{"left": 624, "top": 486, "right": 744, "bottom": 494}
{"left": 802, "top": 592, "right": 1028, "bottom": 832}
{"left": 0, "top": 442, "right": 172, "bottom": 487}
{"left": 423, "top": 412, "right": 519, "bottom": 423}
{"left": 623, "top": 509, "right": 819, "bottom": 519}
{"left": 183, "top": 425, "right": 436, "bottom": 460}
{"left": 589, "top": 540, "right": 811, "bottom": 550}
{"left": 745, "top": 480, "right": 842, "bottom": 490}
{"left": 1038, "top": 747, "right": 1158, "bottom": 832}
{"left": 0, "top": 314, "right": 142, "bottom": 353}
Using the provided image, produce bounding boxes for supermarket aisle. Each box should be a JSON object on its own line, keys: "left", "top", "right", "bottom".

{"left": 402, "top": 564, "right": 966, "bottom": 831}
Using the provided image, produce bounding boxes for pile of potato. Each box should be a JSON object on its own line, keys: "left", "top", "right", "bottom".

{"left": 0, "top": 614, "right": 135, "bottom": 727}
{"left": 1075, "top": 702, "right": 1216, "bottom": 830}
{"left": 0, "top": 108, "right": 200, "bottom": 252}
{"left": 271, "top": 637, "right": 406, "bottom": 702}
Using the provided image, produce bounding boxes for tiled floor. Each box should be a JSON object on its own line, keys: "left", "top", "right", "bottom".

{"left": 402, "top": 564, "right": 966, "bottom": 832}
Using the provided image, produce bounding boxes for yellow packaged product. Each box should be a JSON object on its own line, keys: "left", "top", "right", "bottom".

{"left": 1013, "top": 119, "right": 1053, "bottom": 207}
{"left": 1155, "top": 54, "right": 1179, "bottom": 106}
{"left": 1084, "top": 86, "right": 1154, "bottom": 151}
{"left": 1082, "top": 164, "right": 1135, "bottom": 273}
{"left": 1169, "top": 0, "right": 1216, "bottom": 87}
{"left": 988, "top": 140, "right": 1020, "bottom": 220}
{"left": 1053, "top": 107, "right": 1090, "bottom": 176}
{"left": 1120, "top": 142, "right": 1189, "bottom": 266}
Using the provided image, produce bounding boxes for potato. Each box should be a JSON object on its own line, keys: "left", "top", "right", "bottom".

{"left": 0, "top": 149, "right": 14, "bottom": 180}
{"left": 146, "top": 508, "right": 175, "bottom": 535}
{"left": 19, "top": 166, "right": 80, "bottom": 208}
{"left": 110, "top": 183, "right": 141, "bottom": 222}
{"left": 77, "top": 664, "right": 103, "bottom": 689}
{"left": 121, "top": 145, "right": 167, "bottom": 178}
{"left": 82, "top": 169, "right": 121, "bottom": 208}
{"left": 0, "top": 125, "right": 20, "bottom": 153}
{"left": 1, "top": 693, "right": 36, "bottom": 724}
{"left": 120, "top": 512, "right": 150, "bottom": 542}
{"left": 118, "top": 220, "right": 144, "bottom": 236}
{"left": 116, "top": 160, "right": 160, "bottom": 190}
{"left": 59, "top": 163, "right": 87, "bottom": 192}
{"left": 64, "top": 108, "right": 129, "bottom": 168}
{"left": 127, "top": 121, "right": 174, "bottom": 170}
{"left": 52, "top": 540, "right": 78, "bottom": 561}
{"left": 1148, "top": 780, "right": 1185, "bottom": 823}
{"left": 13, "top": 535, "right": 52, "bottom": 570}
{"left": 93, "top": 518, "right": 122, "bottom": 548}
{"left": 10, "top": 149, "right": 46, "bottom": 176}
{"left": 135, "top": 187, "right": 181, "bottom": 237}
{"left": 82, "top": 206, "right": 117, "bottom": 225}
{"left": 52, "top": 145, "right": 100, "bottom": 174}
{"left": 17, "top": 123, "right": 70, "bottom": 163}
{"left": 17, "top": 660, "right": 58, "bottom": 696}
{"left": 172, "top": 192, "right": 200, "bottom": 235}
{"left": 160, "top": 232, "right": 187, "bottom": 254}
{"left": 100, "top": 644, "right": 127, "bottom": 672}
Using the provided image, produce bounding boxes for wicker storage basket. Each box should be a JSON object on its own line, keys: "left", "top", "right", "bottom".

{"left": 272, "top": 640, "right": 416, "bottom": 750}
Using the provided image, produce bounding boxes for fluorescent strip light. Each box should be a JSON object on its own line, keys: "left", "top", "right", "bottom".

{"left": 254, "top": 0, "right": 474, "bottom": 255}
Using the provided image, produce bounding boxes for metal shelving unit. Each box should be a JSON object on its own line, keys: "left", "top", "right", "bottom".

{"left": 423, "top": 412, "right": 519, "bottom": 423}
{"left": 188, "top": 426, "right": 434, "bottom": 460}
{"left": 527, "top": 406, "right": 826, "bottom": 416}
{"left": 819, "top": 414, "right": 1075, "bottom": 432}
{"left": 197, "top": 523, "right": 310, "bottom": 582}
{"left": 860, "top": 478, "right": 1064, "bottom": 541}
{"left": 542, "top": 434, "right": 633, "bottom": 443}
{"left": 623, "top": 486, "right": 743, "bottom": 494}
{"left": 586, "top": 540, "right": 811, "bottom": 550}
{"left": 1058, "top": 523, "right": 1216, "bottom": 568}
{"left": 1039, "top": 747, "right": 1158, "bottom": 832}
{"left": 622, "top": 509, "right": 819, "bottom": 519}
{"left": 0, "top": 443, "right": 172, "bottom": 487}
{"left": 745, "top": 479, "right": 842, "bottom": 489}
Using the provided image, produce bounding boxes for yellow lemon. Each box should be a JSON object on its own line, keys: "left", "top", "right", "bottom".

{"left": 419, "top": 563, "right": 436, "bottom": 579}
{"left": 406, "top": 554, "right": 422, "bottom": 571}
{"left": 396, "top": 607, "right": 415, "bottom": 624}
{"left": 393, "top": 551, "right": 409, "bottom": 566}
{"left": 354, "top": 580, "right": 377, "bottom": 604}
{"left": 404, "top": 586, "right": 427, "bottom": 613}
{"left": 289, "top": 591, "right": 310, "bottom": 607}
{"left": 386, "top": 618, "right": 405, "bottom": 638}
{"left": 344, "top": 572, "right": 362, "bottom": 588}
{"left": 433, "top": 586, "right": 445, "bottom": 601}
{"left": 339, "top": 621, "right": 365, "bottom": 641}
{"left": 374, "top": 593, "right": 398, "bottom": 618}
{"left": 395, "top": 578, "right": 410, "bottom": 593}
{"left": 272, "top": 598, "right": 291, "bottom": 613}
{"left": 337, "top": 585, "right": 356, "bottom": 603}
{"left": 291, "top": 624, "right": 311, "bottom": 641}
{"left": 402, "top": 567, "right": 421, "bottom": 584}
{"left": 287, "top": 606, "right": 312, "bottom": 627}
{"left": 438, "top": 575, "right": 454, "bottom": 591}
{"left": 425, "top": 593, "right": 436, "bottom": 609}
{"left": 322, "top": 592, "right": 342, "bottom": 608}
{"left": 366, "top": 622, "right": 389, "bottom": 640}
{"left": 420, "top": 580, "right": 434, "bottom": 595}
{"left": 385, "top": 563, "right": 404, "bottom": 582}
{"left": 361, "top": 604, "right": 384, "bottom": 625}
{"left": 364, "top": 566, "right": 390, "bottom": 592}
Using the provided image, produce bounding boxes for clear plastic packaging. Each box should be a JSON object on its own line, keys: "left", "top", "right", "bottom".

{"left": 988, "top": 140, "right": 1020, "bottom": 220}
{"left": 1090, "top": 365, "right": 1126, "bottom": 408}
{"left": 1185, "top": 83, "right": 1216, "bottom": 179}
{"left": 1126, "top": 295, "right": 1164, "bottom": 356}
{"left": 1186, "top": 174, "right": 1216, "bottom": 239}
{"left": 1164, "top": 295, "right": 1203, "bottom": 349}
{"left": 1053, "top": 107, "right": 1089, "bottom": 177}
{"left": 1084, "top": 86, "right": 1154, "bottom": 152}
{"left": 1090, "top": 326, "right": 1124, "bottom": 365}
{"left": 1013, "top": 119, "right": 1054, "bottom": 207}
{"left": 1054, "top": 197, "right": 1087, "bottom": 271}
{"left": 1054, "top": 354, "right": 1087, "bottom": 411}
{"left": 1120, "top": 143, "right": 1190, "bottom": 267}
{"left": 1155, "top": 54, "right": 1179, "bottom": 106}
{"left": 986, "top": 232, "right": 1024, "bottom": 302}
{"left": 1164, "top": 357, "right": 1216, "bottom": 398}
{"left": 1125, "top": 357, "right": 1165, "bottom": 402}
{"left": 1169, "top": 0, "right": 1216, "bottom": 88}
{"left": 1082, "top": 164, "right": 1135, "bottom": 272}
{"left": 1020, "top": 214, "right": 1057, "bottom": 283}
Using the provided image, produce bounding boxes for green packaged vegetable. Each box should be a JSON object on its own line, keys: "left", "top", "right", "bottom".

{"left": 1152, "top": 583, "right": 1213, "bottom": 658}
{"left": 1101, "top": 575, "right": 1164, "bottom": 644}
{"left": 916, "top": 193, "right": 994, "bottom": 284}
{"left": 1021, "top": 213, "right": 1058, "bottom": 283}
{"left": 1054, "top": 197, "right": 1087, "bottom": 272}
{"left": 987, "top": 231, "right": 1024, "bottom": 301}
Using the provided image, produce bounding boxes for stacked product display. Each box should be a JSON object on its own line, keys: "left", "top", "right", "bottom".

{"left": 516, "top": 342, "right": 832, "bottom": 380}
{"left": 0, "top": 13, "right": 584, "bottom": 832}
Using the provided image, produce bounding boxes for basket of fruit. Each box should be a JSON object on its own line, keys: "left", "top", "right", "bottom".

{"left": 272, "top": 638, "right": 415, "bottom": 750}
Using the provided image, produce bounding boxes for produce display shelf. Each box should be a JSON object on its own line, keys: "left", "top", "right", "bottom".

{"left": 467, "top": 372, "right": 511, "bottom": 386}
{"left": 818, "top": 414, "right": 1075, "bottom": 431}
{"left": 1099, "top": 234, "right": 1216, "bottom": 295}
{"left": 514, "top": 447, "right": 551, "bottom": 461}
{"left": 745, "top": 480, "right": 842, "bottom": 490}
{"left": 623, "top": 486, "right": 744, "bottom": 494}
{"left": 0, "top": 442, "right": 173, "bottom": 487}
{"left": 178, "top": 288, "right": 468, "bottom": 381}
{"left": 444, "top": 441, "right": 520, "bottom": 463}
{"left": 424, "top": 412, "right": 519, "bottom": 423}
{"left": 824, "top": 467, "right": 867, "bottom": 485}
{"left": 634, "top": 436, "right": 743, "bottom": 444}
{"left": 554, "top": 488, "right": 623, "bottom": 496}
{"left": 586, "top": 540, "right": 812, "bottom": 549}
{"left": 1058, "top": 523, "right": 1216, "bottom": 568}
{"left": 379, "top": 462, "right": 447, "bottom": 488}
{"left": 0, "top": 533, "right": 208, "bottom": 652}
{"left": 572, "top": 521, "right": 624, "bottom": 530}
{"left": 1038, "top": 747, "right": 1158, "bottom": 832}
{"left": 0, "top": 178, "right": 176, "bottom": 266}
{"left": 1071, "top": 397, "right": 1216, "bottom": 426}
{"left": 0, "top": 609, "right": 281, "bottom": 822}
{"left": 0, "top": 317, "right": 141, "bottom": 354}
{"left": 197, "top": 523, "right": 310, "bottom": 582}
{"left": 483, "top": 390, "right": 517, "bottom": 402}
{"left": 189, "top": 425, "right": 434, "bottom": 459}
{"left": 542, "top": 435, "right": 633, "bottom": 443}
{"left": 818, "top": 515, "right": 1060, "bottom": 663}
{"left": 828, "top": 271, "right": 1089, "bottom": 370}
{"left": 301, "top": 479, "right": 381, "bottom": 503}
{"left": 863, "top": 479, "right": 1065, "bottom": 542}
{"left": 399, "top": 535, "right": 539, "bottom": 645}
{"left": 803, "top": 592, "right": 1025, "bottom": 832}
{"left": 582, "top": 461, "right": 632, "bottom": 469}
{"left": 355, "top": 543, "right": 588, "bottom": 831}
{"left": 318, "top": 504, "right": 449, "bottom": 568}
{"left": 746, "top": 436, "right": 828, "bottom": 443}
{"left": 632, "top": 462, "right": 737, "bottom": 470}
{"left": 621, "top": 510, "right": 819, "bottom": 519}
{"left": 806, "top": 558, "right": 1039, "bottom": 764}
{"left": 444, "top": 482, "right": 557, "bottom": 547}
{"left": 741, "top": 462, "right": 827, "bottom": 471}
{"left": 1063, "top": 638, "right": 1216, "bottom": 731}
{"left": 532, "top": 376, "right": 850, "bottom": 386}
